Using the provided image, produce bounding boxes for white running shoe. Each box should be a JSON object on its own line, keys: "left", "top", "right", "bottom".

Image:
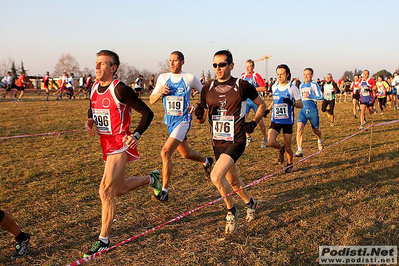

{"left": 318, "top": 140, "right": 324, "bottom": 151}
{"left": 245, "top": 136, "right": 253, "bottom": 148}
{"left": 245, "top": 199, "right": 259, "bottom": 223}
{"left": 225, "top": 211, "right": 238, "bottom": 235}
{"left": 294, "top": 149, "right": 303, "bottom": 157}
{"left": 261, "top": 138, "right": 267, "bottom": 148}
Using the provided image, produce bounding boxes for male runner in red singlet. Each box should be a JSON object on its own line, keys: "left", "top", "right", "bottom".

{"left": 83, "top": 50, "right": 161, "bottom": 257}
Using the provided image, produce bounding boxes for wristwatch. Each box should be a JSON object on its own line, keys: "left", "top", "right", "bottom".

{"left": 133, "top": 132, "right": 141, "bottom": 140}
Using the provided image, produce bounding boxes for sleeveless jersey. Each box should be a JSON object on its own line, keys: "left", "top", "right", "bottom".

{"left": 43, "top": 75, "right": 49, "bottom": 88}
{"left": 299, "top": 81, "right": 323, "bottom": 110}
{"left": 359, "top": 78, "right": 375, "bottom": 104}
{"left": 90, "top": 80, "right": 132, "bottom": 136}
{"left": 352, "top": 80, "right": 361, "bottom": 94}
{"left": 271, "top": 82, "right": 296, "bottom": 125}
{"left": 162, "top": 75, "right": 192, "bottom": 129}
{"left": 376, "top": 81, "right": 388, "bottom": 98}
{"left": 323, "top": 82, "right": 336, "bottom": 100}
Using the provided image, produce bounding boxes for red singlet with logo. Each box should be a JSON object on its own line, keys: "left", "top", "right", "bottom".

{"left": 90, "top": 79, "right": 139, "bottom": 162}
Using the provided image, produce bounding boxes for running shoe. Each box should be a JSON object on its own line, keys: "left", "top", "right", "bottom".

{"left": 225, "top": 210, "right": 238, "bottom": 235}
{"left": 318, "top": 140, "right": 324, "bottom": 151}
{"left": 278, "top": 146, "right": 285, "bottom": 164}
{"left": 11, "top": 233, "right": 30, "bottom": 259}
{"left": 245, "top": 136, "right": 253, "bottom": 148}
{"left": 261, "top": 138, "right": 267, "bottom": 148}
{"left": 380, "top": 111, "right": 384, "bottom": 116}
{"left": 203, "top": 157, "right": 214, "bottom": 179}
{"left": 154, "top": 190, "right": 169, "bottom": 202}
{"left": 294, "top": 149, "right": 303, "bottom": 157}
{"left": 84, "top": 240, "right": 110, "bottom": 258}
{"left": 285, "top": 163, "right": 294, "bottom": 173}
{"left": 150, "top": 170, "right": 162, "bottom": 196}
{"left": 359, "top": 125, "right": 364, "bottom": 130}
{"left": 245, "top": 199, "right": 259, "bottom": 223}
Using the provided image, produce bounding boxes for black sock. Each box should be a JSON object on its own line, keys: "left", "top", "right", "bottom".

{"left": 227, "top": 206, "right": 237, "bottom": 215}
{"left": 246, "top": 198, "right": 254, "bottom": 208}
{"left": 15, "top": 231, "right": 26, "bottom": 242}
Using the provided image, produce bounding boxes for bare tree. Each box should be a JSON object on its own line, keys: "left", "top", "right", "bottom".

{"left": 158, "top": 59, "right": 169, "bottom": 74}
{"left": 116, "top": 63, "right": 139, "bottom": 85}
{"left": 81, "top": 67, "right": 94, "bottom": 76}
{"left": 0, "top": 58, "right": 13, "bottom": 76}
{"left": 53, "top": 53, "right": 81, "bottom": 77}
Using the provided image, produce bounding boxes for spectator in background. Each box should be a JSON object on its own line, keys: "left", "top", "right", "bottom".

{"left": 42, "top": 71, "right": 50, "bottom": 101}
{"left": 85, "top": 74, "right": 93, "bottom": 99}
{"left": 134, "top": 74, "right": 143, "bottom": 99}
{"left": 148, "top": 74, "right": 155, "bottom": 95}
{"left": 15, "top": 72, "right": 27, "bottom": 101}
{"left": 1, "top": 71, "right": 12, "bottom": 99}
{"left": 65, "top": 73, "right": 75, "bottom": 100}
{"left": 75, "top": 74, "right": 87, "bottom": 98}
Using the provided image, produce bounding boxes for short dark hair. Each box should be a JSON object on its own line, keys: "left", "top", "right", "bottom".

{"left": 97, "top": 50, "right": 120, "bottom": 74}
{"left": 171, "top": 51, "right": 184, "bottom": 61}
{"left": 214, "top": 50, "right": 233, "bottom": 64}
{"left": 304, "top": 67, "right": 314, "bottom": 74}
{"left": 246, "top": 59, "right": 255, "bottom": 67}
{"left": 276, "top": 64, "right": 291, "bottom": 81}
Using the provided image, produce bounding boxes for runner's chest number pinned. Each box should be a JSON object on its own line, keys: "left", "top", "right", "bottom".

{"left": 92, "top": 109, "right": 112, "bottom": 134}
{"left": 212, "top": 115, "right": 234, "bottom": 141}
{"left": 274, "top": 103, "right": 289, "bottom": 119}
{"left": 166, "top": 96, "right": 183, "bottom": 116}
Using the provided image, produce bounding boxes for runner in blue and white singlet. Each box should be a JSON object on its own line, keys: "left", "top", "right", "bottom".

{"left": 150, "top": 51, "right": 213, "bottom": 201}
{"left": 267, "top": 64, "right": 303, "bottom": 173}
{"left": 294, "top": 68, "right": 324, "bottom": 157}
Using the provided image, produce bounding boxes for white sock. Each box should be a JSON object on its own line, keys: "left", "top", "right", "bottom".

{"left": 203, "top": 157, "right": 209, "bottom": 166}
{"left": 298, "top": 147, "right": 302, "bottom": 152}
{"left": 149, "top": 175, "right": 154, "bottom": 185}
{"left": 162, "top": 188, "right": 168, "bottom": 193}
{"left": 99, "top": 235, "right": 109, "bottom": 244}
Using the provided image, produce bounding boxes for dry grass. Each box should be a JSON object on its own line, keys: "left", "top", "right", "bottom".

{"left": 0, "top": 92, "right": 398, "bottom": 266}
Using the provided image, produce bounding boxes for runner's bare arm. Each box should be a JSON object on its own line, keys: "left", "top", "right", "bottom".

{"left": 252, "top": 96, "right": 266, "bottom": 124}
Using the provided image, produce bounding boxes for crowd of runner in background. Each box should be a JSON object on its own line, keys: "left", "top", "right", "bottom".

{"left": 1, "top": 69, "right": 399, "bottom": 114}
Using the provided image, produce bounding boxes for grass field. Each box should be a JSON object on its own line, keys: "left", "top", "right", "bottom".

{"left": 0, "top": 92, "right": 398, "bottom": 266}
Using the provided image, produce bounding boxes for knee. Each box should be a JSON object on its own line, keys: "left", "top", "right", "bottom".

{"left": 160, "top": 147, "right": 172, "bottom": 160}
{"left": 268, "top": 138, "right": 278, "bottom": 148}
{"left": 210, "top": 171, "right": 223, "bottom": 187}
{"left": 99, "top": 184, "right": 115, "bottom": 202}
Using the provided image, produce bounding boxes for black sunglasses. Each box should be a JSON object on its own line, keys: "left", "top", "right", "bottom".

{"left": 213, "top": 62, "right": 230, "bottom": 68}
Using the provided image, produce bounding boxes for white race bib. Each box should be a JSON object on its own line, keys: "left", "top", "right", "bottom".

{"left": 273, "top": 103, "right": 289, "bottom": 119}
{"left": 212, "top": 115, "right": 234, "bottom": 141}
{"left": 166, "top": 96, "right": 184, "bottom": 116}
{"left": 301, "top": 88, "right": 310, "bottom": 101}
{"left": 361, "top": 87, "right": 370, "bottom": 96}
{"left": 93, "top": 109, "right": 112, "bottom": 134}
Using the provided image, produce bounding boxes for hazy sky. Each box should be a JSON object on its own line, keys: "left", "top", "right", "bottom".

{"left": 1, "top": 0, "right": 398, "bottom": 80}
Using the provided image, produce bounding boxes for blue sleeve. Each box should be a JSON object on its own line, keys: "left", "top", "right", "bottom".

{"left": 307, "top": 83, "right": 324, "bottom": 101}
